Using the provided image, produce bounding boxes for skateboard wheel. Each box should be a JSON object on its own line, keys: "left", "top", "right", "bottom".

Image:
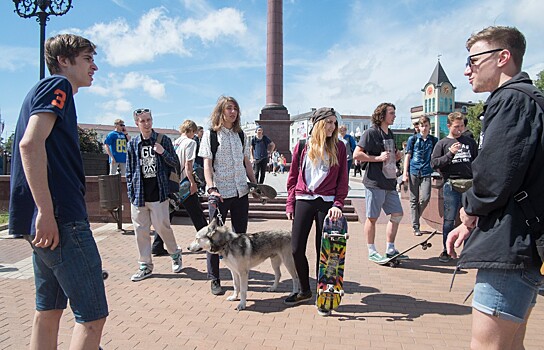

{"left": 317, "top": 289, "right": 324, "bottom": 295}
{"left": 345, "top": 233, "right": 350, "bottom": 239}
{"left": 339, "top": 290, "right": 345, "bottom": 297}
{"left": 422, "top": 246, "right": 428, "bottom": 250}
{"left": 427, "top": 243, "right": 432, "bottom": 248}
{"left": 323, "top": 232, "right": 330, "bottom": 239}
{"left": 102, "top": 270, "right": 109, "bottom": 280}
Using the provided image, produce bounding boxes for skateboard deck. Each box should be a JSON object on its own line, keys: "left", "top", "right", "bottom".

{"left": 316, "top": 215, "right": 348, "bottom": 313}
{"left": 247, "top": 182, "right": 277, "bottom": 204}
{"left": 376, "top": 230, "right": 438, "bottom": 267}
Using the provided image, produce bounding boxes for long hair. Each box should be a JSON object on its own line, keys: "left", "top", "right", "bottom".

{"left": 371, "top": 102, "right": 395, "bottom": 126}
{"left": 209, "top": 96, "right": 242, "bottom": 133}
{"left": 307, "top": 119, "right": 339, "bottom": 167}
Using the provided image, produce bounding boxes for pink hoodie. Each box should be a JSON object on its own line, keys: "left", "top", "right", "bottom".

{"left": 286, "top": 140, "right": 349, "bottom": 213}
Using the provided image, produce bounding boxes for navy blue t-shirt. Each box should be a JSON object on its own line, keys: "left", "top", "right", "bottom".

{"left": 9, "top": 75, "right": 87, "bottom": 235}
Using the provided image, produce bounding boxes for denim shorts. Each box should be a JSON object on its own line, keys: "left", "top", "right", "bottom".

{"left": 472, "top": 267, "right": 543, "bottom": 323}
{"left": 365, "top": 188, "right": 403, "bottom": 218}
{"left": 30, "top": 219, "right": 109, "bottom": 323}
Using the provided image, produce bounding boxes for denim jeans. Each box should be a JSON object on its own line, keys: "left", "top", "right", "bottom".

{"left": 30, "top": 219, "right": 109, "bottom": 323}
{"left": 442, "top": 181, "right": 462, "bottom": 250}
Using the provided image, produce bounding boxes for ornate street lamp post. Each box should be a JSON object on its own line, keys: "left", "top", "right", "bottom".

{"left": 12, "top": 0, "right": 73, "bottom": 79}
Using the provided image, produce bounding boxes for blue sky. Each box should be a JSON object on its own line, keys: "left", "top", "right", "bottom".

{"left": 1, "top": 0, "right": 543, "bottom": 140}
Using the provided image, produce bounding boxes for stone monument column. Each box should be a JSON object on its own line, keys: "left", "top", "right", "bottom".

{"left": 258, "top": 0, "right": 291, "bottom": 162}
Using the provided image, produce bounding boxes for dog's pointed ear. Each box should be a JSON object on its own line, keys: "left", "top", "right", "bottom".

{"left": 208, "top": 218, "right": 217, "bottom": 232}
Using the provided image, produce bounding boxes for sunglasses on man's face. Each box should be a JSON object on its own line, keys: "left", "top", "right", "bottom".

{"left": 118, "top": 124, "right": 125, "bottom": 127}
{"left": 134, "top": 108, "right": 151, "bottom": 115}
{"left": 465, "top": 48, "right": 503, "bottom": 68}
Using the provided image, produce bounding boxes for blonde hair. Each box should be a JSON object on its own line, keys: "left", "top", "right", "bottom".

{"left": 209, "top": 96, "right": 242, "bottom": 133}
{"left": 307, "top": 119, "right": 339, "bottom": 167}
{"left": 179, "top": 120, "right": 197, "bottom": 134}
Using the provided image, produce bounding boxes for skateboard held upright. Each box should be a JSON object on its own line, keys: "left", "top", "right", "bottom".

{"left": 316, "top": 215, "right": 349, "bottom": 315}
{"left": 247, "top": 182, "right": 277, "bottom": 204}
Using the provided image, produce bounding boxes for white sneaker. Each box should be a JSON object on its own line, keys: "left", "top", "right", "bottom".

{"left": 171, "top": 252, "right": 183, "bottom": 273}
{"left": 131, "top": 265, "right": 152, "bottom": 282}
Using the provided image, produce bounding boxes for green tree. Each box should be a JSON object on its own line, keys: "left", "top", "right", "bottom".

{"left": 466, "top": 101, "right": 484, "bottom": 142}
{"left": 535, "top": 69, "right": 544, "bottom": 92}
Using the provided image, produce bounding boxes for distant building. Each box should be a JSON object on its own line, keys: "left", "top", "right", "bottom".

{"left": 288, "top": 109, "right": 371, "bottom": 153}
{"left": 410, "top": 60, "right": 475, "bottom": 138}
{"left": 78, "top": 123, "right": 179, "bottom": 144}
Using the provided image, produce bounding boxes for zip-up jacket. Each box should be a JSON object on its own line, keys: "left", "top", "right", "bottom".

{"left": 286, "top": 140, "right": 348, "bottom": 213}
{"left": 460, "top": 72, "right": 544, "bottom": 269}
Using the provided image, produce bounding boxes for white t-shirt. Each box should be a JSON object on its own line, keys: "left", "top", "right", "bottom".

{"left": 173, "top": 135, "right": 196, "bottom": 180}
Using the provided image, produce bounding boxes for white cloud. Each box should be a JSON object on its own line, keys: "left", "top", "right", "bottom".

{"left": 284, "top": 0, "right": 544, "bottom": 127}
{"left": 90, "top": 72, "right": 166, "bottom": 100}
{"left": 82, "top": 6, "right": 247, "bottom": 67}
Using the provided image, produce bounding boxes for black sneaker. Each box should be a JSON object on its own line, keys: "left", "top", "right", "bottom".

{"left": 438, "top": 251, "right": 452, "bottom": 263}
{"left": 284, "top": 291, "right": 312, "bottom": 305}
{"left": 211, "top": 279, "right": 224, "bottom": 295}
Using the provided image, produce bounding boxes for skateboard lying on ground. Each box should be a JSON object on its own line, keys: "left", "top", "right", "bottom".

{"left": 247, "top": 182, "right": 277, "bottom": 204}
{"left": 316, "top": 215, "right": 349, "bottom": 314}
{"left": 376, "top": 230, "right": 438, "bottom": 267}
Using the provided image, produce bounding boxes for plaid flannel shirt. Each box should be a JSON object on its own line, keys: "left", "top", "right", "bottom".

{"left": 126, "top": 130, "right": 180, "bottom": 207}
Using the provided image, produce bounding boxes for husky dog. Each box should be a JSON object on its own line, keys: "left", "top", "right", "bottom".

{"left": 188, "top": 219, "right": 300, "bottom": 310}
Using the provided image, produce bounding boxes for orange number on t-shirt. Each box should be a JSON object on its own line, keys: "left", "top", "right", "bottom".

{"left": 51, "top": 89, "right": 66, "bottom": 109}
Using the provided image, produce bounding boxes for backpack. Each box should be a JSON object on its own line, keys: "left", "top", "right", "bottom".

{"left": 210, "top": 129, "right": 245, "bottom": 170}
{"left": 505, "top": 84, "right": 544, "bottom": 266}
{"left": 156, "top": 133, "right": 180, "bottom": 193}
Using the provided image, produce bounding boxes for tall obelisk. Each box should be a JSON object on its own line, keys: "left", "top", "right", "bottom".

{"left": 258, "top": 0, "right": 291, "bottom": 161}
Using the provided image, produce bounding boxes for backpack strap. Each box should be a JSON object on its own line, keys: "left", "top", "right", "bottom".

{"left": 505, "top": 84, "right": 544, "bottom": 111}
{"left": 297, "top": 139, "right": 307, "bottom": 171}
{"left": 156, "top": 133, "right": 163, "bottom": 145}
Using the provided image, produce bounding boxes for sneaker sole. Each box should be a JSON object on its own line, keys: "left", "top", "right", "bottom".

{"left": 131, "top": 273, "right": 152, "bottom": 282}
{"left": 172, "top": 267, "right": 183, "bottom": 273}
{"left": 284, "top": 296, "right": 312, "bottom": 306}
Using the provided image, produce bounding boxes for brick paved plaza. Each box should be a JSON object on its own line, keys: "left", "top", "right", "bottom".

{"left": 1, "top": 174, "right": 543, "bottom": 349}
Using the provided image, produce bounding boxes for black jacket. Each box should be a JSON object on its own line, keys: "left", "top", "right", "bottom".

{"left": 460, "top": 72, "right": 544, "bottom": 269}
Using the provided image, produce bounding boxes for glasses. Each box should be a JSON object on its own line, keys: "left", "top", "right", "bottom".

{"left": 134, "top": 108, "right": 151, "bottom": 115}
{"left": 118, "top": 124, "right": 125, "bottom": 127}
{"left": 466, "top": 48, "right": 503, "bottom": 68}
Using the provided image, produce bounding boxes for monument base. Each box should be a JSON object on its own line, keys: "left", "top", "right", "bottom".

{"left": 258, "top": 106, "right": 291, "bottom": 162}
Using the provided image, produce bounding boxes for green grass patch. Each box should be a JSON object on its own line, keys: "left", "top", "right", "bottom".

{"left": 0, "top": 211, "right": 8, "bottom": 225}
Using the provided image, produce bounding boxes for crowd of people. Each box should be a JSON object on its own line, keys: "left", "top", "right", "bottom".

{"left": 7, "top": 25, "right": 544, "bottom": 349}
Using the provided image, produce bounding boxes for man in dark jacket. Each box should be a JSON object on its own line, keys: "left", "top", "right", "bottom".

{"left": 447, "top": 26, "right": 544, "bottom": 349}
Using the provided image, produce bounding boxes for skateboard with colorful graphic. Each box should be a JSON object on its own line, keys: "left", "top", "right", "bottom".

{"left": 316, "top": 215, "right": 349, "bottom": 314}
{"left": 247, "top": 182, "right": 277, "bottom": 204}
{"left": 376, "top": 230, "right": 438, "bottom": 267}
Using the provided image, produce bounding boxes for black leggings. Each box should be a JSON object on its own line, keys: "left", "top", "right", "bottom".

{"left": 291, "top": 198, "right": 332, "bottom": 293}
{"left": 207, "top": 194, "right": 249, "bottom": 280}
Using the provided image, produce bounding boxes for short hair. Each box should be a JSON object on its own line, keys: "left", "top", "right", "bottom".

{"left": 114, "top": 119, "right": 124, "bottom": 125}
{"left": 371, "top": 103, "right": 395, "bottom": 126}
{"left": 339, "top": 125, "right": 348, "bottom": 132}
{"left": 447, "top": 112, "right": 465, "bottom": 125}
{"left": 45, "top": 34, "right": 96, "bottom": 75}
{"left": 197, "top": 126, "right": 204, "bottom": 131}
{"left": 413, "top": 120, "right": 420, "bottom": 126}
{"left": 418, "top": 116, "right": 431, "bottom": 125}
{"left": 466, "top": 26, "right": 526, "bottom": 70}
{"left": 179, "top": 120, "right": 197, "bottom": 134}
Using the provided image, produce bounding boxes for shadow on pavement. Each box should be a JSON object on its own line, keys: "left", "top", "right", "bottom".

{"left": 334, "top": 293, "right": 472, "bottom": 321}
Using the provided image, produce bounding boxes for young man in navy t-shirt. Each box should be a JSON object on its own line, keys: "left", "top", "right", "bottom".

{"left": 8, "top": 34, "right": 108, "bottom": 348}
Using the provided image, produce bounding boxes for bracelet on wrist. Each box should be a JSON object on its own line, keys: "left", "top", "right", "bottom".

{"left": 207, "top": 187, "right": 219, "bottom": 194}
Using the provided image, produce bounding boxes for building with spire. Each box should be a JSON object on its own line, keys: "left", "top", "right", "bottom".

{"left": 410, "top": 59, "right": 474, "bottom": 138}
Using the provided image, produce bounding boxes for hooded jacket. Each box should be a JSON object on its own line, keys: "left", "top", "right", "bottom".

{"left": 459, "top": 72, "right": 544, "bottom": 269}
